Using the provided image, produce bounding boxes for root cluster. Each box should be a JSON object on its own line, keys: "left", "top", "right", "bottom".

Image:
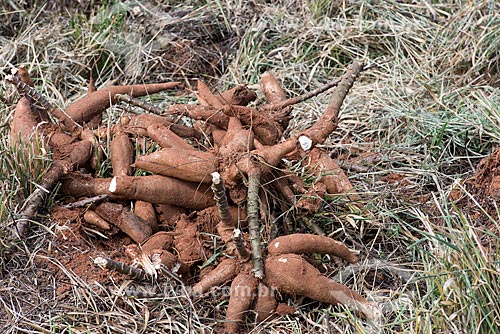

{"left": 6, "top": 60, "right": 377, "bottom": 332}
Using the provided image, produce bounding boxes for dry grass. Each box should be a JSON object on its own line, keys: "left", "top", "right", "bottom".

{"left": 1, "top": 0, "right": 500, "bottom": 333}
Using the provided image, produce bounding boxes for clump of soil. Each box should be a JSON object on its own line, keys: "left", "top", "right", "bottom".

{"left": 449, "top": 147, "right": 500, "bottom": 244}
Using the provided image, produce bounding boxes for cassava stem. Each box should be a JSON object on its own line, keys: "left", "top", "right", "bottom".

{"left": 246, "top": 163, "right": 264, "bottom": 279}
{"left": 115, "top": 93, "right": 164, "bottom": 114}
{"left": 301, "top": 60, "right": 363, "bottom": 146}
{"left": 14, "top": 161, "right": 66, "bottom": 238}
{"left": 211, "top": 172, "right": 233, "bottom": 226}
{"left": 94, "top": 256, "right": 149, "bottom": 281}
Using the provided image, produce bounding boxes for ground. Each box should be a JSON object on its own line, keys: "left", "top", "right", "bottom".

{"left": 1, "top": 1, "right": 499, "bottom": 334}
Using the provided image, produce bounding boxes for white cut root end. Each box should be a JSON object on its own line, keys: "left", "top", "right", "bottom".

{"left": 93, "top": 257, "right": 108, "bottom": 267}
{"left": 211, "top": 172, "right": 221, "bottom": 185}
{"left": 109, "top": 176, "right": 117, "bottom": 192}
{"left": 298, "top": 135, "right": 312, "bottom": 151}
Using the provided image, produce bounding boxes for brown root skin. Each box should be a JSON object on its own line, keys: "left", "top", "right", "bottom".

{"left": 265, "top": 254, "right": 374, "bottom": 320}
{"left": 134, "top": 201, "right": 159, "bottom": 233}
{"left": 268, "top": 234, "right": 358, "bottom": 263}
{"left": 109, "top": 175, "right": 215, "bottom": 209}
{"left": 80, "top": 128, "right": 104, "bottom": 170}
{"left": 133, "top": 148, "right": 217, "bottom": 183}
{"left": 217, "top": 84, "right": 257, "bottom": 106}
{"left": 305, "top": 148, "right": 360, "bottom": 201}
{"left": 218, "top": 117, "right": 254, "bottom": 157}
{"left": 60, "top": 173, "right": 114, "bottom": 199}
{"left": 301, "top": 60, "right": 363, "bottom": 146}
{"left": 224, "top": 272, "right": 259, "bottom": 334}
{"left": 168, "top": 104, "right": 229, "bottom": 129}
{"left": 83, "top": 209, "right": 110, "bottom": 230}
{"left": 110, "top": 130, "right": 134, "bottom": 177}
{"left": 56, "top": 139, "right": 93, "bottom": 168}
{"left": 95, "top": 202, "right": 152, "bottom": 243}
{"left": 192, "top": 258, "right": 239, "bottom": 295}
{"left": 260, "top": 72, "right": 287, "bottom": 104}
{"left": 64, "top": 82, "right": 181, "bottom": 126}
{"left": 140, "top": 231, "right": 173, "bottom": 253}
{"left": 294, "top": 182, "right": 327, "bottom": 214}
{"left": 223, "top": 105, "right": 282, "bottom": 145}
{"left": 10, "top": 97, "right": 39, "bottom": 146}
{"left": 146, "top": 123, "right": 194, "bottom": 150}
{"left": 152, "top": 249, "right": 189, "bottom": 274}
{"left": 197, "top": 80, "right": 223, "bottom": 108}
{"left": 253, "top": 283, "right": 277, "bottom": 324}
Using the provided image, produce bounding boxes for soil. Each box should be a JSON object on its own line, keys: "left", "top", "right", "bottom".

{"left": 37, "top": 206, "right": 129, "bottom": 297}
{"left": 448, "top": 147, "right": 500, "bottom": 245}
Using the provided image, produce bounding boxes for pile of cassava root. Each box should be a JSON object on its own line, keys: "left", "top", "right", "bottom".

{"left": 7, "top": 60, "right": 378, "bottom": 332}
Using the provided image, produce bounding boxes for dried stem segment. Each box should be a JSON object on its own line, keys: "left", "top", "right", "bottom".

{"left": 211, "top": 172, "right": 233, "bottom": 226}
{"left": 6, "top": 74, "right": 79, "bottom": 131}
{"left": 14, "top": 161, "right": 66, "bottom": 238}
{"left": 94, "top": 256, "right": 149, "bottom": 281}
{"left": 233, "top": 229, "right": 250, "bottom": 260}
{"left": 247, "top": 163, "right": 264, "bottom": 279}
{"left": 301, "top": 60, "right": 363, "bottom": 146}
{"left": 260, "top": 76, "right": 342, "bottom": 111}
{"left": 224, "top": 273, "right": 259, "bottom": 333}
{"left": 115, "top": 93, "right": 164, "bottom": 114}
{"left": 265, "top": 254, "right": 375, "bottom": 319}
{"left": 268, "top": 234, "right": 358, "bottom": 263}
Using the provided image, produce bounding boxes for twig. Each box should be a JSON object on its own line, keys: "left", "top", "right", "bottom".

{"left": 6, "top": 72, "right": 55, "bottom": 110}
{"left": 115, "top": 93, "right": 164, "bottom": 115}
{"left": 233, "top": 229, "right": 250, "bottom": 260}
{"left": 301, "top": 60, "right": 363, "bottom": 147}
{"left": 211, "top": 172, "right": 233, "bottom": 226}
{"left": 333, "top": 258, "right": 416, "bottom": 285}
{"left": 62, "top": 194, "right": 109, "bottom": 209}
{"left": 247, "top": 162, "right": 264, "bottom": 279}
{"left": 14, "top": 161, "right": 66, "bottom": 238}
{"left": 6, "top": 72, "right": 80, "bottom": 132}
{"left": 260, "top": 77, "right": 342, "bottom": 111}
{"left": 94, "top": 256, "right": 150, "bottom": 281}
{"left": 300, "top": 217, "right": 325, "bottom": 236}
